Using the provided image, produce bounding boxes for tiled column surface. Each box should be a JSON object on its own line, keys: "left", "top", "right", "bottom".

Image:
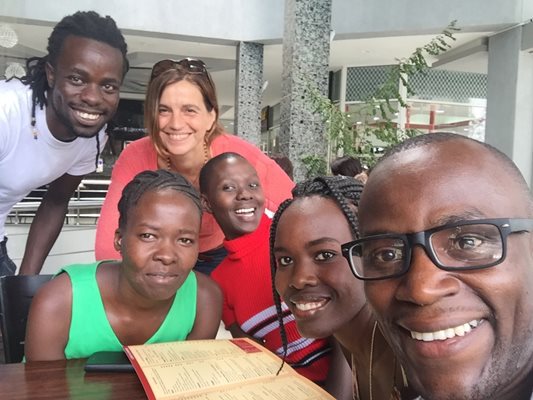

{"left": 279, "top": 0, "right": 332, "bottom": 182}
{"left": 486, "top": 23, "right": 533, "bottom": 187}
{"left": 235, "top": 42, "right": 264, "bottom": 146}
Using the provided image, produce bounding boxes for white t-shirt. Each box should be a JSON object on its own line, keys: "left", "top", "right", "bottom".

{"left": 0, "top": 79, "right": 108, "bottom": 240}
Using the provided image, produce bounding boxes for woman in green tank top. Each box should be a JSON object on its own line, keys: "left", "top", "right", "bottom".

{"left": 25, "top": 170, "right": 222, "bottom": 361}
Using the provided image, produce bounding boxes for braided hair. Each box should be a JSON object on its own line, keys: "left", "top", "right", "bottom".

{"left": 118, "top": 170, "right": 202, "bottom": 230}
{"left": 20, "top": 11, "right": 129, "bottom": 168}
{"left": 269, "top": 175, "right": 364, "bottom": 373}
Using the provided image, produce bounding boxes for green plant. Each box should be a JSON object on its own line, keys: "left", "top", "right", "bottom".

{"left": 304, "top": 21, "right": 460, "bottom": 170}
{"left": 301, "top": 154, "right": 328, "bottom": 179}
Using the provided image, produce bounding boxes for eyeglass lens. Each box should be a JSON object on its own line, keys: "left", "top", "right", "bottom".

{"left": 351, "top": 223, "right": 504, "bottom": 279}
{"left": 430, "top": 223, "right": 503, "bottom": 267}
{"left": 176, "top": 58, "right": 206, "bottom": 73}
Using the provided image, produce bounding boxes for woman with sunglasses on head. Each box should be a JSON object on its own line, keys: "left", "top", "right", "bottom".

{"left": 96, "top": 58, "right": 294, "bottom": 275}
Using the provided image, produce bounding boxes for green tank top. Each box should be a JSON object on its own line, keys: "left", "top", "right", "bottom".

{"left": 62, "top": 261, "right": 197, "bottom": 359}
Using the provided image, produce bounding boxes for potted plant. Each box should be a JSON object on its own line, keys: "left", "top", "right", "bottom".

{"left": 304, "top": 21, "right": 459, "bottom": 177}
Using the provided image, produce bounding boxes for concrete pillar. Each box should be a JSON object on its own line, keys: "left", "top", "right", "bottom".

{"left": 279, "top": 0, "right": 332, "bottom": 182}
{"left": 234, "top": 42, "right": 264, "bottom": 146}
{"left": 486, "top": 24, "right": 533, "bottom": 188}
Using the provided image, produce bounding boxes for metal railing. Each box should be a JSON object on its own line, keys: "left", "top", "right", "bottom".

{"left": 7, "top": 179, "right": 110, "bottom": 225}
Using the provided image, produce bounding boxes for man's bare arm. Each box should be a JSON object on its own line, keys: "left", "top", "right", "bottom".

{"left": 18, "top": 173, "right": 83, "bottom": 275}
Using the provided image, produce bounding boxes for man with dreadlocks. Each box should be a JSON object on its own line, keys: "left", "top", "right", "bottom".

{"left": 25, "top": 169, "right": 222, "bottom": 360}
{"left": 0, "top": 10, "right": 129, "bottom": 275}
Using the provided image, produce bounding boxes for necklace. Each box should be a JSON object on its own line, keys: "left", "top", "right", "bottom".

{"left": 352, "top": 321, "right": 378, "bottom": 400}
{"left": 30, "top": 102, "right": 38, "bottom": 140}
{"left": 368, "top": 320, "right": 378, "bottom": 400}
{"left": 367, "top": 321, "right": 408, "bottom": 400}
{"left": 31, "top": 116, "right": 38, "bottom": 140}
{"left": 166, "top": 140, "right": 209, "bottom": 180}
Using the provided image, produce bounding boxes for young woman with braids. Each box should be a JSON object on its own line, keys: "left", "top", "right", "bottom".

{"left": 0, "top": 11, "right": 129, "bottom": 275}
{"left": 271, "top": 176, "right": 410, "bottom": 400}
{"left": 25, "top": 170, "right": 222, "bottom": 361}
{"left": 95, "top": 58, "right": 293, "bottom": 275}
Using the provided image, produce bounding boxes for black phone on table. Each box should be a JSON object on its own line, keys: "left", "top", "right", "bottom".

{"left": 84, "top": 351, "right": 134, "bottom": 373}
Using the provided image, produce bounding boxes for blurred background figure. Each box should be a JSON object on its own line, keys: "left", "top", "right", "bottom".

{"left": 330, "top": 156, "right": 368, "bottom": 184}
{"left": 270, "top": 154, "right": 294, "bottom": 180}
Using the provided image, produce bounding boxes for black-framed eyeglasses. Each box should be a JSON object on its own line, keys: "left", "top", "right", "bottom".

{"left": 150, "top": 58, "right": 208, "bottom": 82}
{"left": 341, "top": 218, "right": 533, "bottom": 281}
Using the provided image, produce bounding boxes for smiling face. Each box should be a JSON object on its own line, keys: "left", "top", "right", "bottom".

{"left": 359, "top": 139, "right": 533, "bottom": 400}
{"left": 157, "top": 80, "right": 216, "bottom": 158}
{"left": 45, "top": 35, "right": 124, "bottom": 141}
{"left": 115, "top": 188, "right": 201, "bottom": 301}
{"left": 273, "top": 196, "right": 366, "bottom": 339}
{"left": 202, "top": 156, "right": 265, "bottom": 240}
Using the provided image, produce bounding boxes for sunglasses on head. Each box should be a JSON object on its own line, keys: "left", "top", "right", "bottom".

{"left": 150, "top": 58, "right": 208, "bottom": 82}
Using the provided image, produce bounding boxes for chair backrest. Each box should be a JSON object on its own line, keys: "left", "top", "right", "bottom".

{"left": 0, "top": 275, "right": 53, "bottom": 363}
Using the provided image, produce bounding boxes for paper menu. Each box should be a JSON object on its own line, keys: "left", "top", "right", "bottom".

{"left": 124, "top": 338, "right": 334, "bottom": 400}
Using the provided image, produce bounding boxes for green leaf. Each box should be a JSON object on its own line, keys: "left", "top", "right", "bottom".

{"left": 301, "top": 20, "right": 459, "bottom": 169}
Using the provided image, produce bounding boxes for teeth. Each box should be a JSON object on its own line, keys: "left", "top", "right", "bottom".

{"left": 410, "top": 320, "right": 482, "bottom": 342}
{"left": 235, "top": 208, "right": 254, "bottom": 214}
{"left": 433, "top": 330, "right": 446, "bottom": 340}
{"left": 77, "top": 111, "right": 99, "bottom": 120}
{"left": 293, "top": 300, "right": 326, "bottom": 311}
{"left": 168, "top": 133, "right": 189, "bottom": 139}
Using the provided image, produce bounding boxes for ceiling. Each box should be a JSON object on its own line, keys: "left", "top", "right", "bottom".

{"left": 0, "top": 21, "right": 490, "bottom": 123}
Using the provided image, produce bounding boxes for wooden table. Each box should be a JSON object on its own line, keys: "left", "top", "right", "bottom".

{"left": 0, "top": 359, "right": 147, "bottom": 399}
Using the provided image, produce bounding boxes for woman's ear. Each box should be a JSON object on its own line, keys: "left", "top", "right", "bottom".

{"left": 207, "top": 110, "right": 216, "bottom": 133}
{"left": 201, "top": 194, "right": 213, "bottom": 214}
{"left": 113, "top": 230, "right": 123, "bottom": 252}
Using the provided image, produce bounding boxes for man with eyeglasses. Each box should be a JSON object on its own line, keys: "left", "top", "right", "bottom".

{"left": 342, "top": 132, "right": 533, "bottom": 400}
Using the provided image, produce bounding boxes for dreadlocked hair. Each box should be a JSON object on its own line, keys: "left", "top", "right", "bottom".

{"left": 20, "top": 11, "right": 129, "bottom": 168}
{"left": 118, "top": 170, "right": 202, "bottom": 230}
{"left": 269, "top": 175, "right": 365, "bottom": 374}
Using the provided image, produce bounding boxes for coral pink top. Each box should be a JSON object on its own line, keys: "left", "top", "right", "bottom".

{"left": 95, "top": 134, "right": 294, "bottom": 259}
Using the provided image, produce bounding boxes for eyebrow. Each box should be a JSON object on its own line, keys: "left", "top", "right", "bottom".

{"left": 175, "top": 228, "right": 199, "bottom": 235}
{"left": 306, "top": 237, "right": 341, "bottom": 247}
{"left": 181, "top": 103, "right": 201, "bottom": 110}
{"left": 70, "top": 67, "right": 121, "bottom": 84}
{"left": 363, "top": 209, "right": 489, "bottom": 236}
{"left": 430, "top": 209, "right": 487, "bottom": 227}
{"left": 273, "top": 237, "right": 341, "bottom": 253}
{"left": 135, "top": 223, "right": 198, "bottom": 235}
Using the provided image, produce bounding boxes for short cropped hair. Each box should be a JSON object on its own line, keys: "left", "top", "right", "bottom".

{"left": 376, "top": 132, "right": 532, "bottom": 212}
{"left": 198, "top": 152, "right": 248, "bottom": 195}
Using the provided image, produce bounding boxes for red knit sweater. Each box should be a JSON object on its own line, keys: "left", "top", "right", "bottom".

{"left": 211, "top": 214, "right": 332, "bottom": 384}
